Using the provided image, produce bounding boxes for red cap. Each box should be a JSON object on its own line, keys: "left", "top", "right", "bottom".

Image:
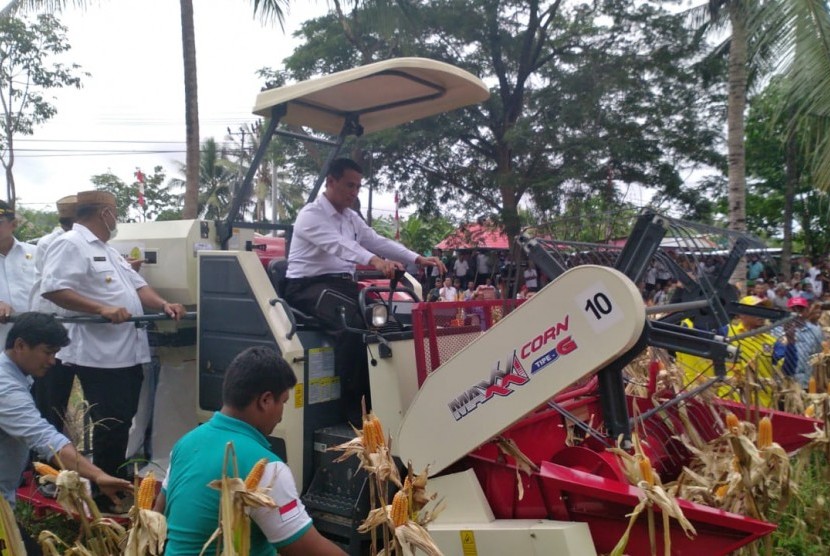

{"left": 787, "top": 297, "right": 809, "bottom": 309}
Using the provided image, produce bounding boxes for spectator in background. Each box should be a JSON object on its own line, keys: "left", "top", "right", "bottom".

{"left": 452, "top": 278, "right": 463, "bottom": 300}
{"left": 439, "top": 277, "right": 457, "bottom": 302}
{"left": 655, "top": 260, "right": 672, "bottom": 290}
{"left": 644, "top": 263, "right": 657, "bottom": 299}
{"left": 463, "top": 282, "right": 476, "bottom": 301}
{"left": 475, "top": 250, "right": 491, "bottom": 286}
{"left": 801, "top": 280, "right": 816, "bottom": 302}
{"left": 0, "top": 200, "right": 37, "bottom": 349}
{"left": 747, "top": 255, "right": 764, "bottom": 281}
{"left": 786, "top": 298, "right": 824, "bottom": 388}
{"left": 752, "top": 279, "right": 769, "bottom": 299}
{"left": 474, "top": 277, "right": 497, "bottom": 300}
{"left": 523, "top": 262, "right": 538, "bottom": 292}
{"left": 771, "top": 282, "right": 790, "bottom": 311}
{"left": 427, "top": 278, "right": 442, "bottom": 303}
{"left": 453, "top": 253, "right": 469, "bottom": 289}
{"left": 790, "top": 279, "right": 805, "bottom": 300}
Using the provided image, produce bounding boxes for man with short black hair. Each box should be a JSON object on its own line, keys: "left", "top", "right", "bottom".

{"left": 285, "top": 159, "right": 444, "bottom": 415}
{"left": 158, "top": 346, "right": 345, "bottom": 556}
{"left": 0, "top": 312, "right": 132, "bottom": 554}
{"left": 0, "top": 199, "right": 37, "bottom": 348}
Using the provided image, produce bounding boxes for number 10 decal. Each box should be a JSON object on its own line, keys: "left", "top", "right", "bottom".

{"left": 585, "top": 292, "right": 613, "bottom": 320}
{"left": 578, "top": 283, "right": 623, "bottom": 333}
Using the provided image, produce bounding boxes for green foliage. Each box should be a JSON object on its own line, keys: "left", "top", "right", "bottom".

{"left": 13, "top": 206, "right": 58, "bottom": 242}
{"left": 398, "top": 213, "right": 454, "bottom": 255}
{"left": 169, "top": 138, "right": 236, "bottom": 220}
{"left": 90, "top": 165, "right": 179, "bottom": 222}
{"left": 745, "top": 79, "right": 830, "bottom": 259}
{"left": 0, "top": 13, "right": 86, "bottom": 203}
{"left": 14, "top": 500, "right": 77, "bottom": 544}
{"left": 767, "top": 451, "right": 830, "bottom": 554}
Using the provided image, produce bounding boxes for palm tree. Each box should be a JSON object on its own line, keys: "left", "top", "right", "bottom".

{"left": 2, "top": 0, "right": 290, "bottom": 218}
{"left": 755, "top": 0, "right": 830, "bottom": 190}
{"left": 169, "top": 137, "right": 236, "bottom": 219}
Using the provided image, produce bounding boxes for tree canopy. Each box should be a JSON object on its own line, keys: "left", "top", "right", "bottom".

{"left": 276, "top": 0, "right": 725, "bottom": 243}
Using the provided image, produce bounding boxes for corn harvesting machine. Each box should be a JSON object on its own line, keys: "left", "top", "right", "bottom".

{"left": 22, "top": 58, "right": 823, "bottom": 555}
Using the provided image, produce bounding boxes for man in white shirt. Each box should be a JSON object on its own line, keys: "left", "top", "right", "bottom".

{"left": 0, "top": 200, "right": 37, "bottom": 348}
{"left": 453, "top": 253, "right": 469, "bottom": 288}
{"left": 39, "top": 190, "right": 186, "bottom": 482}
{"left": 30, "top": 195, "right": 78, "bottom": 432}
{"left": 284, "top": 159, "right": 444, "bottom": 416}
{"left": 439, "top": 277, "right": 458, "bottom": 302}
{"left": 523, "top": 263, "right": 538, "bottom": 292}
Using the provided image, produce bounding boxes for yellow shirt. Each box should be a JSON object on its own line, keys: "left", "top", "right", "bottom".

{"left": 723, "top": 322, "right": 779, "bottom": 408}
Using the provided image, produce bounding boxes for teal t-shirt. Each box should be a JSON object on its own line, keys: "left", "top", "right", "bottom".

{"left": 162, "top": 412, "right": 312, "bottom": 555}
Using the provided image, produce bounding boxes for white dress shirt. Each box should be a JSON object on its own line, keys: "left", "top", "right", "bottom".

{"left": 28, "top": 227, "right": 64, "bottom": 312}
{"left": 40, "top": 224, "right": 150, "bottom": 368}
{"left": 0, "top": 238, "right": 37, "bottom": 347}
{"left": 286, "top": 193, "right": 419, "bottom": 279}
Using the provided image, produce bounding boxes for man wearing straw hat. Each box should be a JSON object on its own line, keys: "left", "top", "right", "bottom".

{"left": 29, "top": 195, "right": 78, "bottom": 432}
{"left": 38, "top": 190, "right": 185, "bottom": 493}
{"left": 0, "top": 199, "right": 37, "bottom": 349}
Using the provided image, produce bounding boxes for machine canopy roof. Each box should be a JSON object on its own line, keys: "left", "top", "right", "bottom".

{"left": 252, "top": 57, "right": 490, "bottom": 135}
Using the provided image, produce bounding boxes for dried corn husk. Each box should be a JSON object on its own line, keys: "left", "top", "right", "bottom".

{"left": 0, "top": 494, "right": 26, "bottom": 556}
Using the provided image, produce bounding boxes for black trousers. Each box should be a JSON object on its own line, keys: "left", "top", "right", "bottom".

{"left": 72, "top": 364, "right": 143, "bottom": 478}
{"left": 17, "top": 520, "right": 42, "bottom": 556}
{"left": 284, "top": 277, "right": 370, "bottom": 415}
{"left": 32, "top": 360, "right": 76, "bottom": 433}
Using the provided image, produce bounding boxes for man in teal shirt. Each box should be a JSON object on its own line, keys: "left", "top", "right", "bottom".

{"left": 158, "top": 346, "right": 345, "bottom": 556}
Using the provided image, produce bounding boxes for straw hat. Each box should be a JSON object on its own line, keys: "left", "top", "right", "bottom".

{"left": 56, "top": 195, "right": 77, "bottom": 218}
{"left": 76, "top": 190, "right": 116, "bottom": 207}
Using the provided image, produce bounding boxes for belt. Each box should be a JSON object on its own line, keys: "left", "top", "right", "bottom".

{"left": 288, "top": 273, "right": 354, "bottom": 283}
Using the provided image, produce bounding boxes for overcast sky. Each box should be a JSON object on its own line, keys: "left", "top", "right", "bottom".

{"left": 7, "top": 0, "right": 407, "bottom": 220}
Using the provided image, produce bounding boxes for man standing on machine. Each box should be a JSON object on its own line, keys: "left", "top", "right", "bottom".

{"left": 284, "top": 158, "right": 445, "bottom": 417}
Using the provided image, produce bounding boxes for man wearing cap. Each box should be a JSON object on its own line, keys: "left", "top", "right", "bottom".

{"left": 785, "top": 297, "right": 824, "bottom": 388}
{"left": 38, "top": 190, "right": 186, "bottom": 483}
{"left": 28, "top": 195, "right": 78, "bottom": 432}
{"left": 0, "top": 199, "right": 37, "bottom": 348}
{"left": 721, "top": 295, "right": 796, "bottom": 407}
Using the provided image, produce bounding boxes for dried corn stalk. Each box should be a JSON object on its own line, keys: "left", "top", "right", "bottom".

{"left": 124, "top": 473, "right": 167, "bottom": 556}
{"left": 608, "top": 432, "right": 696, "bottom": 556}
{"left": 201, "top": 442, "right": 277, "bottom": 556}
{"left": 0, "top": 494, "right": 26, "bottom": 556}
{"left": 330, "top": 403, "right": 444, "bottom": 556}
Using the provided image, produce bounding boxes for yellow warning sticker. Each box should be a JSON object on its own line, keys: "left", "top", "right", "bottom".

{"left": 294, "top": 383, "right": 304, "bottom": 408}
{"left": 460, "top": 530, "right": 477, "bottom": 555}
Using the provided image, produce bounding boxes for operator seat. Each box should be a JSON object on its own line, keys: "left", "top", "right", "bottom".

{"left": 266, "top": 258, "right": 323, "bottom": 328}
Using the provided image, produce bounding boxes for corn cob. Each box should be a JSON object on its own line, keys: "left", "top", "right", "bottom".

{"left": 809, "top": 376, "right": 817, "bottom": 394}
{"left": 806, "top": 404, "right": 816, "bottom": 418}
{"left": 244, "top": 458, "right": 268, "bottom": 490}
{"left": 136, "top": 472, "right": 157, "bottom": 510}
{"left": 33, "top": 462, "right": 60, "bottom": 477}
{"left": 714, "top": 484, "right": 729, "bottom": 499}
{"left": 638, "top": 455, "right": 655, "bottom": 486}
{"left": 757, "top": 416, "right": 773, "bottom": 449}
{"left": 362, "top": 414, "right": 385, "bottom": 453}
{"left": 725, "top": 411, "right": 740, "bottom": 431}
{"left": 390, "top": 490, "right": 409, "bottom": 527}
